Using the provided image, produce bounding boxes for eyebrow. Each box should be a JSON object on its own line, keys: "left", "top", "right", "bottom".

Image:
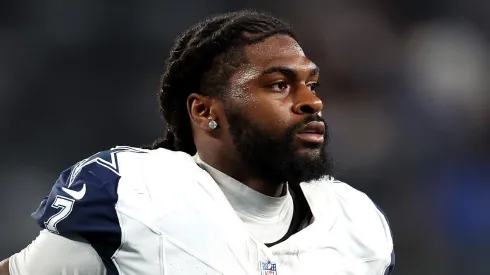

{"left": 260, "top": 66, "right": 320, "bottom": 78}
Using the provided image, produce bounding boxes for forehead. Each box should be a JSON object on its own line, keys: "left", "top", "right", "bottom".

{"left": 243, "top": 35, "right": 313, "bottom": 69}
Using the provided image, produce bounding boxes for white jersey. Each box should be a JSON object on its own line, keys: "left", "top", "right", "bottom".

{"left": 10, "top": 146, "right": 394, "bottom": 275}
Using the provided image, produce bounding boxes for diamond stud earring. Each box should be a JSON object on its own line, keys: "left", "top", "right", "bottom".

{"left": 208, "top": 118, "right": 218, "bottom": 130}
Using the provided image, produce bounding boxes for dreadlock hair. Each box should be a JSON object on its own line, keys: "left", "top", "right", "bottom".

{"left": 146, "top": 10, "right": 297, "bottom": 155}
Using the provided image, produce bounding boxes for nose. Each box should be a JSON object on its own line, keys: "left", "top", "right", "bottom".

{"left": 292, "top": 85, "right": 323, "bottom": 115}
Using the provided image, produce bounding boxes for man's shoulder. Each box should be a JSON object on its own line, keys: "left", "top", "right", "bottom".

{"left": 59, "top": 146, "right": 194, "bottom": 186}
{"left": 31, "top": 146, "right": 196, "bottom": 235}
{"left": 307, "top": 177, "right": 393, "bottom": 246}
{"left": 328, "top": 178, "right": 394, "bottom": 254}
{"left": 329, "top": 178, "right": 389, "bottom": 219}
{"left": 47, "top": 146, "right": 152, "bottom": 198}
{"left": 305, "top": 178, "right": 394, "bottom": 271}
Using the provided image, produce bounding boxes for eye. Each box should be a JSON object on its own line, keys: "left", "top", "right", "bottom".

{"left": 269, "top": 81, "right": 291, "bottom": 92}
{"left": 307, "top": 82, "right": 320, "bottom": 94}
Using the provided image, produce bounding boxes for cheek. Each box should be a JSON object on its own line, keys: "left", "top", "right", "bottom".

{"left": 228, "top": 91, "right": 260, "bottom": 113}
{"left": 252, "top": 97, "right": 293, "bottom": 127}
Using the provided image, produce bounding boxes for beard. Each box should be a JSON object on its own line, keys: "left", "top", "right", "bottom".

{"left": 224, "top": 108, "right": 333, "bottom": 186}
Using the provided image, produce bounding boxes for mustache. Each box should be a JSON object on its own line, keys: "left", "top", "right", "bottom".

{"left": 289, "top": 114, "right": 326, "bottom": 134}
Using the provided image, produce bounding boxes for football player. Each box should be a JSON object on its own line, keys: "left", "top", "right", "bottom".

{"left": 1, "top": 10, "right": 394, "bottom": 275}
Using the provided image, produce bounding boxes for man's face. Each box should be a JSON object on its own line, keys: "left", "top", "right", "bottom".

{"left": 223, "top": 35, "right": 332, "bottom": 185}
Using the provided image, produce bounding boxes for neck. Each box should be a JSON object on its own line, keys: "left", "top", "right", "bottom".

{"left": 198, "top": 149, "right": 285, "bottom": 197}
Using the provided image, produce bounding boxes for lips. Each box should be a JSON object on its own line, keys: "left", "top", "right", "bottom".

{"left": 296, "top": 121, "right": 325, "bottom": 144}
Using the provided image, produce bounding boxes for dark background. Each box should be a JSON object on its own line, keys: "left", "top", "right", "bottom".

{"left": 1, "top": 1, "right": 489, "bottom": 274}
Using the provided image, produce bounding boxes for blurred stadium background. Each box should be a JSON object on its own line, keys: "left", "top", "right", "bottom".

{"left": 0, "top": 1, "right": 489, "bottom": 274}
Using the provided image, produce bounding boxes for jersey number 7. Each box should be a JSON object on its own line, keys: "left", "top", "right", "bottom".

{"left": 44, "top": 196, "right": 75, "bottom": 234}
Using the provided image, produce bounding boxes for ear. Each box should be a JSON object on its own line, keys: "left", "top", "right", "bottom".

{"left": 187, "top": 93, "right": 220, "bottom": 131}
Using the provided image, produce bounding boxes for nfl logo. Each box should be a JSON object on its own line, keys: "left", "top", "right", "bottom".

{"left": 260, "top": 259, "right": 277, "bottom": 275}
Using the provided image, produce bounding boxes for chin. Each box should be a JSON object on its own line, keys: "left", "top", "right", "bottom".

{"left": 285, "top": 147, "right": 331, "bottom": 184}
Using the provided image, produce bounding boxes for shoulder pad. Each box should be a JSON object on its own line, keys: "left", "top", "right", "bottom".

{"left": 31, "top": 147, "right": 148, "bottom": 273}
{"left": 32, "top": 146, "right": 148, "bottom": 235}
